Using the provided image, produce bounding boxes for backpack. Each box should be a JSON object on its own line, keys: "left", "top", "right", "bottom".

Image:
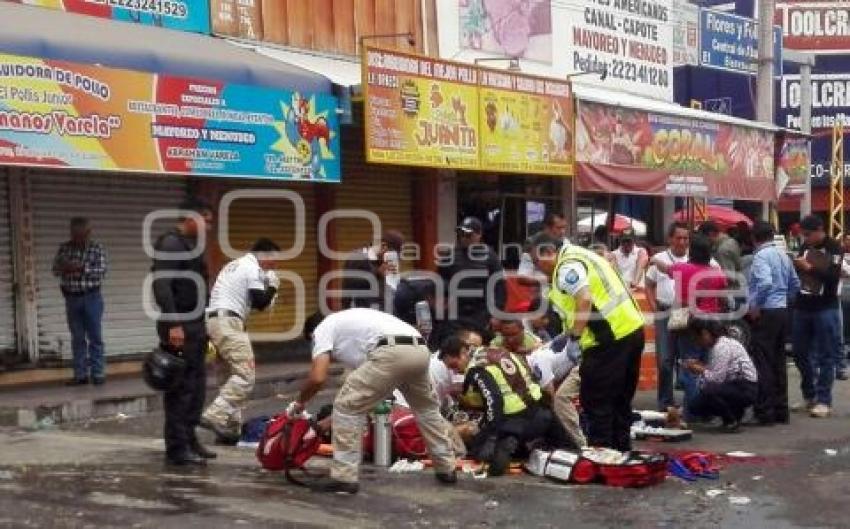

{"left": 256, "top": 414, "right": 321, "bottom": 485}
{"left": 363, "top": 405, "right": 429, "bottom": 460}
{"left": 389, "top": 406, "right": 429, "bottom": 459}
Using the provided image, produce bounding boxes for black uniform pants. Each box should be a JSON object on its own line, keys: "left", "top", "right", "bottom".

{"left": 690, "top": 380, "right": 758, "bottom": 424}
{"left": 749, "top": 308, "right": 790, "bottom": 423}
{"left": 157, "top": 319, "right": 207, "bottom": 457}
{"left": 579, "top": 329, "right": 645, "bottom": 452}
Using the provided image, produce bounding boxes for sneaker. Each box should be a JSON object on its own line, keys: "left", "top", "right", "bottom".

{"left": 308, "top": 477, "right": 359, "bottom": 495}
{"left": 810, "top": 404, "right": 831, "bottom": 418}
{"left": 791, "top": 400, "right": 815, "bottom": 413}
{"left": 837, "top": 370, "right": 849, "bottom": 381}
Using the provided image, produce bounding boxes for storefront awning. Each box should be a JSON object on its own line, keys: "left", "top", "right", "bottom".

{"left": 0, "top": 2, "right": 331, "bottom": 93}
{"left": 572, "top": 84, "right": 779, "bottom": 202}
{"left": 572, "top": 84, "right": 778, "bottom": 133}
{"left": 228, "top": 41, "right": 362, "bottom": 92}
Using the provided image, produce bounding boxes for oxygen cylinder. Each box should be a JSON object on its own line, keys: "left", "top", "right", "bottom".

{"left": 373, "top": 400, "right": 393, "bottom": 466}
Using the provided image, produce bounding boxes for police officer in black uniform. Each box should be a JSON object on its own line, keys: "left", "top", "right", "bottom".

{"left": 437, "top": 217, "right": 505, "bottom": 332}
{"left": 151, "top": 197, "right": 214, "bottom": 466}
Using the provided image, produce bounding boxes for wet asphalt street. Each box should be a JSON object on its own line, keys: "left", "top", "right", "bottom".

{"left": 2, "top": 369, "right": 850, "bottom": 529}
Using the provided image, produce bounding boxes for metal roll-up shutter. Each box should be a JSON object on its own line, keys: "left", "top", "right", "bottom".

{"left": 221, "top": 181, "right": 318, "bottom": 337}
{"left": 0, "top": 173, "right": 15, "bottom": 353}
{"left": 336, "top": 130, "right": 414, "bottom": 263}
{"left": 31, "top": 172, "right": 186, "bottom": 359}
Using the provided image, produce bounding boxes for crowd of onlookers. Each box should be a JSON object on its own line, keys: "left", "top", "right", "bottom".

{"left": 341, "top": 211, "right": 850, "bottom": 441}
{"left": 591, "top": 214, "right": 850, "bottom": 429}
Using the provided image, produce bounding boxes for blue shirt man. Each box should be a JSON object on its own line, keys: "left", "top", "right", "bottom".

{"left": 748, "top": 241, "right": 800, "bottom": 310}
{"left": 746, "top": 221, "right": 799, "bottom": 426}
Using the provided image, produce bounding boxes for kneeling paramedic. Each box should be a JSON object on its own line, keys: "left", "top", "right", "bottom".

{"left": 534, "top": 240, "right": 645, "bottom": 452}
{"left": 200, "top": 238, "right": 280, "bottom": 444}
{"left": 291, "top": 308, "right": 458, "bottom": 494}
{"left": 462, "top": 347, "right": 562, "bottom": 476}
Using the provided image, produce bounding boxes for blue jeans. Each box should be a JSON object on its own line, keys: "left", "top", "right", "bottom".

{"left": 792, "top": 307, "right": 841, "bottom": 406}
{"left": 655, "top": 315, "right": 676, "bottom": 410}
{"left": 677, "top": 334, "right": 708, "bottom": 419}
{"left": 65, "top": 290, "right": 105, "bottom": 381}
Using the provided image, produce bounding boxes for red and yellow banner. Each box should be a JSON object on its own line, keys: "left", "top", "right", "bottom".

{"left": 479, "top": 69, "right": 573, "bottom": 175}
{"left": 0, "top": 52, "right": 341, "bottom": 180}
{"left": 363, "top": 46, "right": 574, "bottom": 176}
{"left": 364, "top": 48, "right": 479, "bottom": 169}
{"left": 575, "top": 101, "right": 775, "bottom": 200}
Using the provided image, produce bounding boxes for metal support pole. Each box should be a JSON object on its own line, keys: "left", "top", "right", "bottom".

{"left": 829, "top": 123, "right": 845, "bottom": 239}
{"left": 800, "top": 62, "right": 813, "bottom": 218}
{"left": 757, "top": 0, "right": 776, "bottom": 221}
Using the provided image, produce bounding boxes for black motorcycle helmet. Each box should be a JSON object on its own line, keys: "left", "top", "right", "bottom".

{"left": 143, "top": 346, "right": 186, "bottom": 391}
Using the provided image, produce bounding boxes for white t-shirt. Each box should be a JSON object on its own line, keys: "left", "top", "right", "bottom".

{"left": 311, "top": 308, "right": 421, "bottom": 369}
{"left": 394, "top": 354, "right": 455, "bottom": 408}
{"left": 645, "top": 250, "right": 720, "bottom": 307}
{"left": 528, "top": 345, "right": 577, "bottom": 388}
{"left": 612, "top": 246, "right": 647, "bottom": 286}
{"left": 209, "top": 253, "right": 267, "bottom": 319}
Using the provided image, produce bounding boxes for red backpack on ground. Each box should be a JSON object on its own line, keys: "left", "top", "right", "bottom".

{"left": 363, "top": 405, "right": 429, "bottom": 460}
{"left": 256, "top": 414, "right": 321, "bottom": 484}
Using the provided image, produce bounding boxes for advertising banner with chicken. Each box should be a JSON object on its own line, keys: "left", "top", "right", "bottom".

{"left": 0, "top": 52, "right": 341, "bottom": 181}
{"left": 478, "top": 69, "right": 573, "bottom": 175}
{"left": 364, "top": 46, "right": 575, "bottom": 175}
{"left": 575, "top": 101, "right": 775, "bottom": 200}
{"left": 364, "top": 47, "right": 481, "bottom": 169}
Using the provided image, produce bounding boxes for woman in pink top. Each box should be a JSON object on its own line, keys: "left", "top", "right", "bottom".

{"left": 652, "top": 233, "right": 729, "bottom": 421}
{"left": 652, "top": 234, "right": 728, "bottom": 316}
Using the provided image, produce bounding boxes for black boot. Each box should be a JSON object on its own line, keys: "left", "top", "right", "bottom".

{"left": 435, "top": 471, "right": 458, "bottom": 485}
{"left": 190, "top": 439, "right": 217, "bottom": 459}
{"left": 488, "top": 436, "right": 519, "bottom": 477}
{"left": 166, "top": 449, "right": 206, "bottom": 466}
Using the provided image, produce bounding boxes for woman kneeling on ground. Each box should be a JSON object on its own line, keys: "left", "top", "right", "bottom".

{"left": 682, "top": 318, "right": 759, "bottom": 433}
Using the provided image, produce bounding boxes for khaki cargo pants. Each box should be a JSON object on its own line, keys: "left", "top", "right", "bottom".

{"left": 202, "top": 316, "right": 255, "bottom": 434}
{"left": 553, "top": 368, "right": 588, "bottom": 448}
{"left": 332, "top": 342, "right": 457, "bottom": 483}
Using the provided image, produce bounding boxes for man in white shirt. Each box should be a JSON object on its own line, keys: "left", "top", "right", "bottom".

{"left": 199, "top": 238, "right": 280, "bottom": 445}
{"left": 612, "top": 228, "right": 648, "bottom": 289}
{"left": 291, "top": 308, "right": 458, "bottom": 494}
{"left": 394, "top": 333, "right": 471, "bottom": 410}
{"left": 645, "top": 222, "right": 691, "bottom": 412}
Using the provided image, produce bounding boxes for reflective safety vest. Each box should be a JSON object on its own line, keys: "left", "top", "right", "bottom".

{"left": 463, "top": 350, "right": 543, "bottom": 415}
{"left": 548, "top": 243, "right": 644, "bottom": 350}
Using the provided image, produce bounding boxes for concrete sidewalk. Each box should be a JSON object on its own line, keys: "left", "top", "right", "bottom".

{"left": 0, "top": 361, "right": 342, "bottom": 428}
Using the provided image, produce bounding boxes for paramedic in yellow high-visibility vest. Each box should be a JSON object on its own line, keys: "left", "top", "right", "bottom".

{"left": 534, "top": 239, "right": 645, "bottom": 451}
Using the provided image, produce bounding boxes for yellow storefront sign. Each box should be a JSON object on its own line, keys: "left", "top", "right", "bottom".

{"left": 478, "top": 69, "right": 574, "bottom": 176}
{"left": 363, "top": 46, "right": 574, "bottom": 176}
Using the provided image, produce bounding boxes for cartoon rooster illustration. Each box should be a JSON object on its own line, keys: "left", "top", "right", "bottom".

{"left": 283, "top": 92, "right": 332, "bottom": 177}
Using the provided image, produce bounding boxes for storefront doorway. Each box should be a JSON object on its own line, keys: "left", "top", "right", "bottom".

{"left": 457, "top": 175, "right": 565, "bottom": 269}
